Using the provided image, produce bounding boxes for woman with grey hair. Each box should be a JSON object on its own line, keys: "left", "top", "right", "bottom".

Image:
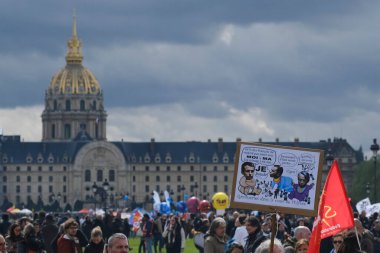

{"left": 204, "top": 217, "right": 228, "bottom": 253}
{"left": 254, "top": 239, "right": 284, "bottom": 253}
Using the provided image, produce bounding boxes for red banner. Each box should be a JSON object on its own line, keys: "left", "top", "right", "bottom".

{"left": 308, "top": 160, "right": 354, "bottom": 252}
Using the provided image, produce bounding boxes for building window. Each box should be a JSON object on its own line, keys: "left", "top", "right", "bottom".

{"left": 38, "top": 166, "right": 42, "bottom": 171}
{"left": 53, "top": 100, "right": 57, "bottom": 110}
{"left": 3, "top": 185, "right": 7, "bottom": 193}
{"left": 190, "top": 166, "right": 194, "bottom": 171}
{"left": 203, "top": 185, "right": 207, "bottom": 192}
{"left": 177, "top": 176, "right": 181, "bottom": 182}
{"left": 2, "top": 176, "right": 6, "bottom": 183}
{"left": 27, "top": 166, "right": 31, "bottom": 172}
{"left": 145, "top": 185, "right": 150, "bottom": 193}
{"left": 224, "top": 166, "right": 228, "bottom": 171}
{"left": 203, "top": 166, "right": 207, "bottom": 172}
{"left": 27, "top": 176, "right": 31, "bottom": 183}
{"left": 16, "top": 166, "right": 20, "bottom": 171}
{"left": 203, "top": 175, "right": 207, "bottom": 182}
{"left": 190, "top": 176, "right": 194, "bottom": 181}
{"left": 145, "top": 166, "right": 150, "bottom": 171}
{"left": 156, "top": 176, "right": 160, "bottom": 182}
{"left": 92, "top": 101, "right": 97, "bottom": 110}
{"left": 133, "top": 176, "right": 136, "bottom": 182}
{"left": 97, "top": 170, "right": 103, "bottom": 182}
{"left": 16, "top": 176, "right": 20, "bottom": 182}
{"left": 214, "top": 166, "right": 218, "bottom": 172}
{"left": 133, "top": 185, "right": 136, "bottom": 192}
{"left": 52, "top": 124, "right": 55, "bottom": 138}
{"left": 16, "top": 196, "right": 20, "bottom": 204}
{"left": 27, "top": 186, "right": 31, "bottom": 193}
{"left": 49, "top": 185, "right": 53, "bottom": 192}
{"left": 224, "top": 185, "right": 228, "bottom": 193}
{"left": 214, "top": 176, "right": 218, "bottom": 182}
{"left": 166, "top": 176, "right": 171, "bottom": 182}
{"left": 38, "top": 176, "right": 42, "bottom": 182}
{"left": 156, "top": 185, "right": 160, "bottom": 191}
{"left": 63, "top": 176, "right": 66, "bottom": 182}
{"left": 85, "top": 170, "right": 91, "bottom": 182}
{"left": 65, "top": 100, "right": 71, "bottom": 111}
{"left": 177, "top": 166, "right": 181, "bottom": 171}
{"left": 224, "top": 176, "right": 228, "bottom": 182}
{"left": 156, "top": 166, "right": 160, "bottom": 171}
{"left": 16, "top": 185, "right": 20, "bottom": 193}
{"left": 49, "top": 166, "right": 53, "bottom": 171}
{"left": 63, "top": 185, "right": 67, "bottom": 192}
{"left": 109, "top": 170, "right": 115, "bottom": 182}
{"left": 80, "top": 100, "right": 85, "bottom": 111}
{"left": 133, "top": 166, "right": 136, "bottom": 171}
{"left": 49, "top": 176, "right": 53, "bottom": 182}
{"left": 166, "top": 166, "right": 171, "bottom": 171}
{"left": 145, "top": 176, "right": 150, "bottom": 182}
{"left": 64, "top": 124, "right": 71, "bottom": 139}
{"left": 3, "top": 166, "right": 7, "bottom": 172}
{"left": 38, "top": 186, "right": 42, "bottom": 193}
{"left": 214, "top": 185, "right": 218, "bottom": 192}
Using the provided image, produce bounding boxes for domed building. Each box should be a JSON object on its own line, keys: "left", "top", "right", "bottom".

{"left": 42, "top": 16, "right": 107, "bottom": 142}
{"left": 0, "top": 17, "right": 363, "bottom": 211}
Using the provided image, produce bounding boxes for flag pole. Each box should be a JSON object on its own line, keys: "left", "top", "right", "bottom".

{"left": 269, "top": 212, "right": 278, "bottom": 253}
{"left": 354, "top": 225, "right": 362, "bottom": 251}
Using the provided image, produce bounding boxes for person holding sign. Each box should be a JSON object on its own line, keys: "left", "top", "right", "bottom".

{"left": 269, "top": 165, "right": 293, "bottom": 193}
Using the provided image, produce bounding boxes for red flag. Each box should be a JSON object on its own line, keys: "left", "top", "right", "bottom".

{"left": 308, "top": 160, "right": 354, "bottom": 253}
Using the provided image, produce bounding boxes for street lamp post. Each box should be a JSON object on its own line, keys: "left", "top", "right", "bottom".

{"left": 180, "top": 185, "right": 186, "bottom": 200}
{"left": 102, "top": 179, "right": 110, "bottom": 210}
{"left": 370, "top": 138, "right": 379, "bottom": 202}
{"left": 366, "top": 182, "right": 371, "bottom": 197}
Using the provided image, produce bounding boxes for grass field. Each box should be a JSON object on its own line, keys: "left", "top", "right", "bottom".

{"left": 128, "top": 237, "right": 198, "bottom": 253}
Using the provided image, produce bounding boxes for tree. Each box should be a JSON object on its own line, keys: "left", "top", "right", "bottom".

{"left": 36, "top": 196, "right": 45, "bottom": 211}
{"left": 73, "top": 200, "right": 83, "bottom": 211}
{"left": 64, "top": 203, "right": 72, "bottom": 212}
{"left": 0, "top": 196, "right": 13, "bottom": 211}
{"left": 349, "top": 160, "right": 376, "bottom": 204}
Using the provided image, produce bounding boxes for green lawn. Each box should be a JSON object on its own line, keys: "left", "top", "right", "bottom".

{"left": 128, "top": 237, "right": 198, "bottom": 253}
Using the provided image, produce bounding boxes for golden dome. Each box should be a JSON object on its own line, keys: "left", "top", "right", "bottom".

{"left": 48, "top": 14, "right": 101, "bottom": 95}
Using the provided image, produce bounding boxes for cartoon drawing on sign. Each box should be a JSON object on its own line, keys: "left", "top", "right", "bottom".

{"left": 238, "top": 162, "right": 262, "bottom": 195}
{"left": 269, "top": 165, "right": 293, "bottom": 193}
{"left": 288, "top": 171, "right": 314, "bottom": 202}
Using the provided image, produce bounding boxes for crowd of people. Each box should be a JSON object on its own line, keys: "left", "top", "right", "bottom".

{"left": 0, "top": 208, "right": 378, "bottom": 253}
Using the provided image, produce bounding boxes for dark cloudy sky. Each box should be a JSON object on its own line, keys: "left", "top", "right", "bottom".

{"left": 0, "top": 0, "right": 379, "bottom": 155}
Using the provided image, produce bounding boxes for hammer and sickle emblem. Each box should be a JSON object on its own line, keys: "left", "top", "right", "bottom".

{"left": 322, "top": 205, "right": 337, "bottom": 227}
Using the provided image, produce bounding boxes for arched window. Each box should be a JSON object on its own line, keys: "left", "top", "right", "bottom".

{"left": 51, "top": 124, "right": 55, "bottom": 139}
{"left": 109, "top": 170, "right": 115, "bottom": 182}
{"left": 53, "top": 100, "right": 58, "bottom": 110}
{"left": 97, "top": 170, "right": 103, "bottom": 182}
{"left": 80, "top": 100, "right": 85, "bottom": 111}
{"left": 65, "top": 100, "right": 71, "bottom": 111}
{"left": 64, "top": 124, "right": 71, "bottom": 139}
{"left": 85, "top": 170, "right": 91, "bottom": 182}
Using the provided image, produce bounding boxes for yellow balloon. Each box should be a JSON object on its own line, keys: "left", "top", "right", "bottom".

{"left": 212, "top": 192, "right": 229, "bottom": 210}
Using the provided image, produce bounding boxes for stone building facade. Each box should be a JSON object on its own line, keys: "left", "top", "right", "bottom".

{"left": 0, "top": 17, "right": 363, "bottom": 210}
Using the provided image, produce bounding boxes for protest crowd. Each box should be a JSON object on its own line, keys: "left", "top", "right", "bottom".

{"left": 0, "top": 207, "right": 378, "bottom": 253}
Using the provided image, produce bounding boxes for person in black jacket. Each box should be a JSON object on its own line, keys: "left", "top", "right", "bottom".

{"left": 244, "top": 216, "right": 267, "bottom": 253}
{"left": 17, "top": 223, "right": 45, "bottom": 253}
{"left": 84, "top": 226, "right": 104, "bottom": 253}
{"left": 162, "top": 216, "right": 185, "bottom": 253}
